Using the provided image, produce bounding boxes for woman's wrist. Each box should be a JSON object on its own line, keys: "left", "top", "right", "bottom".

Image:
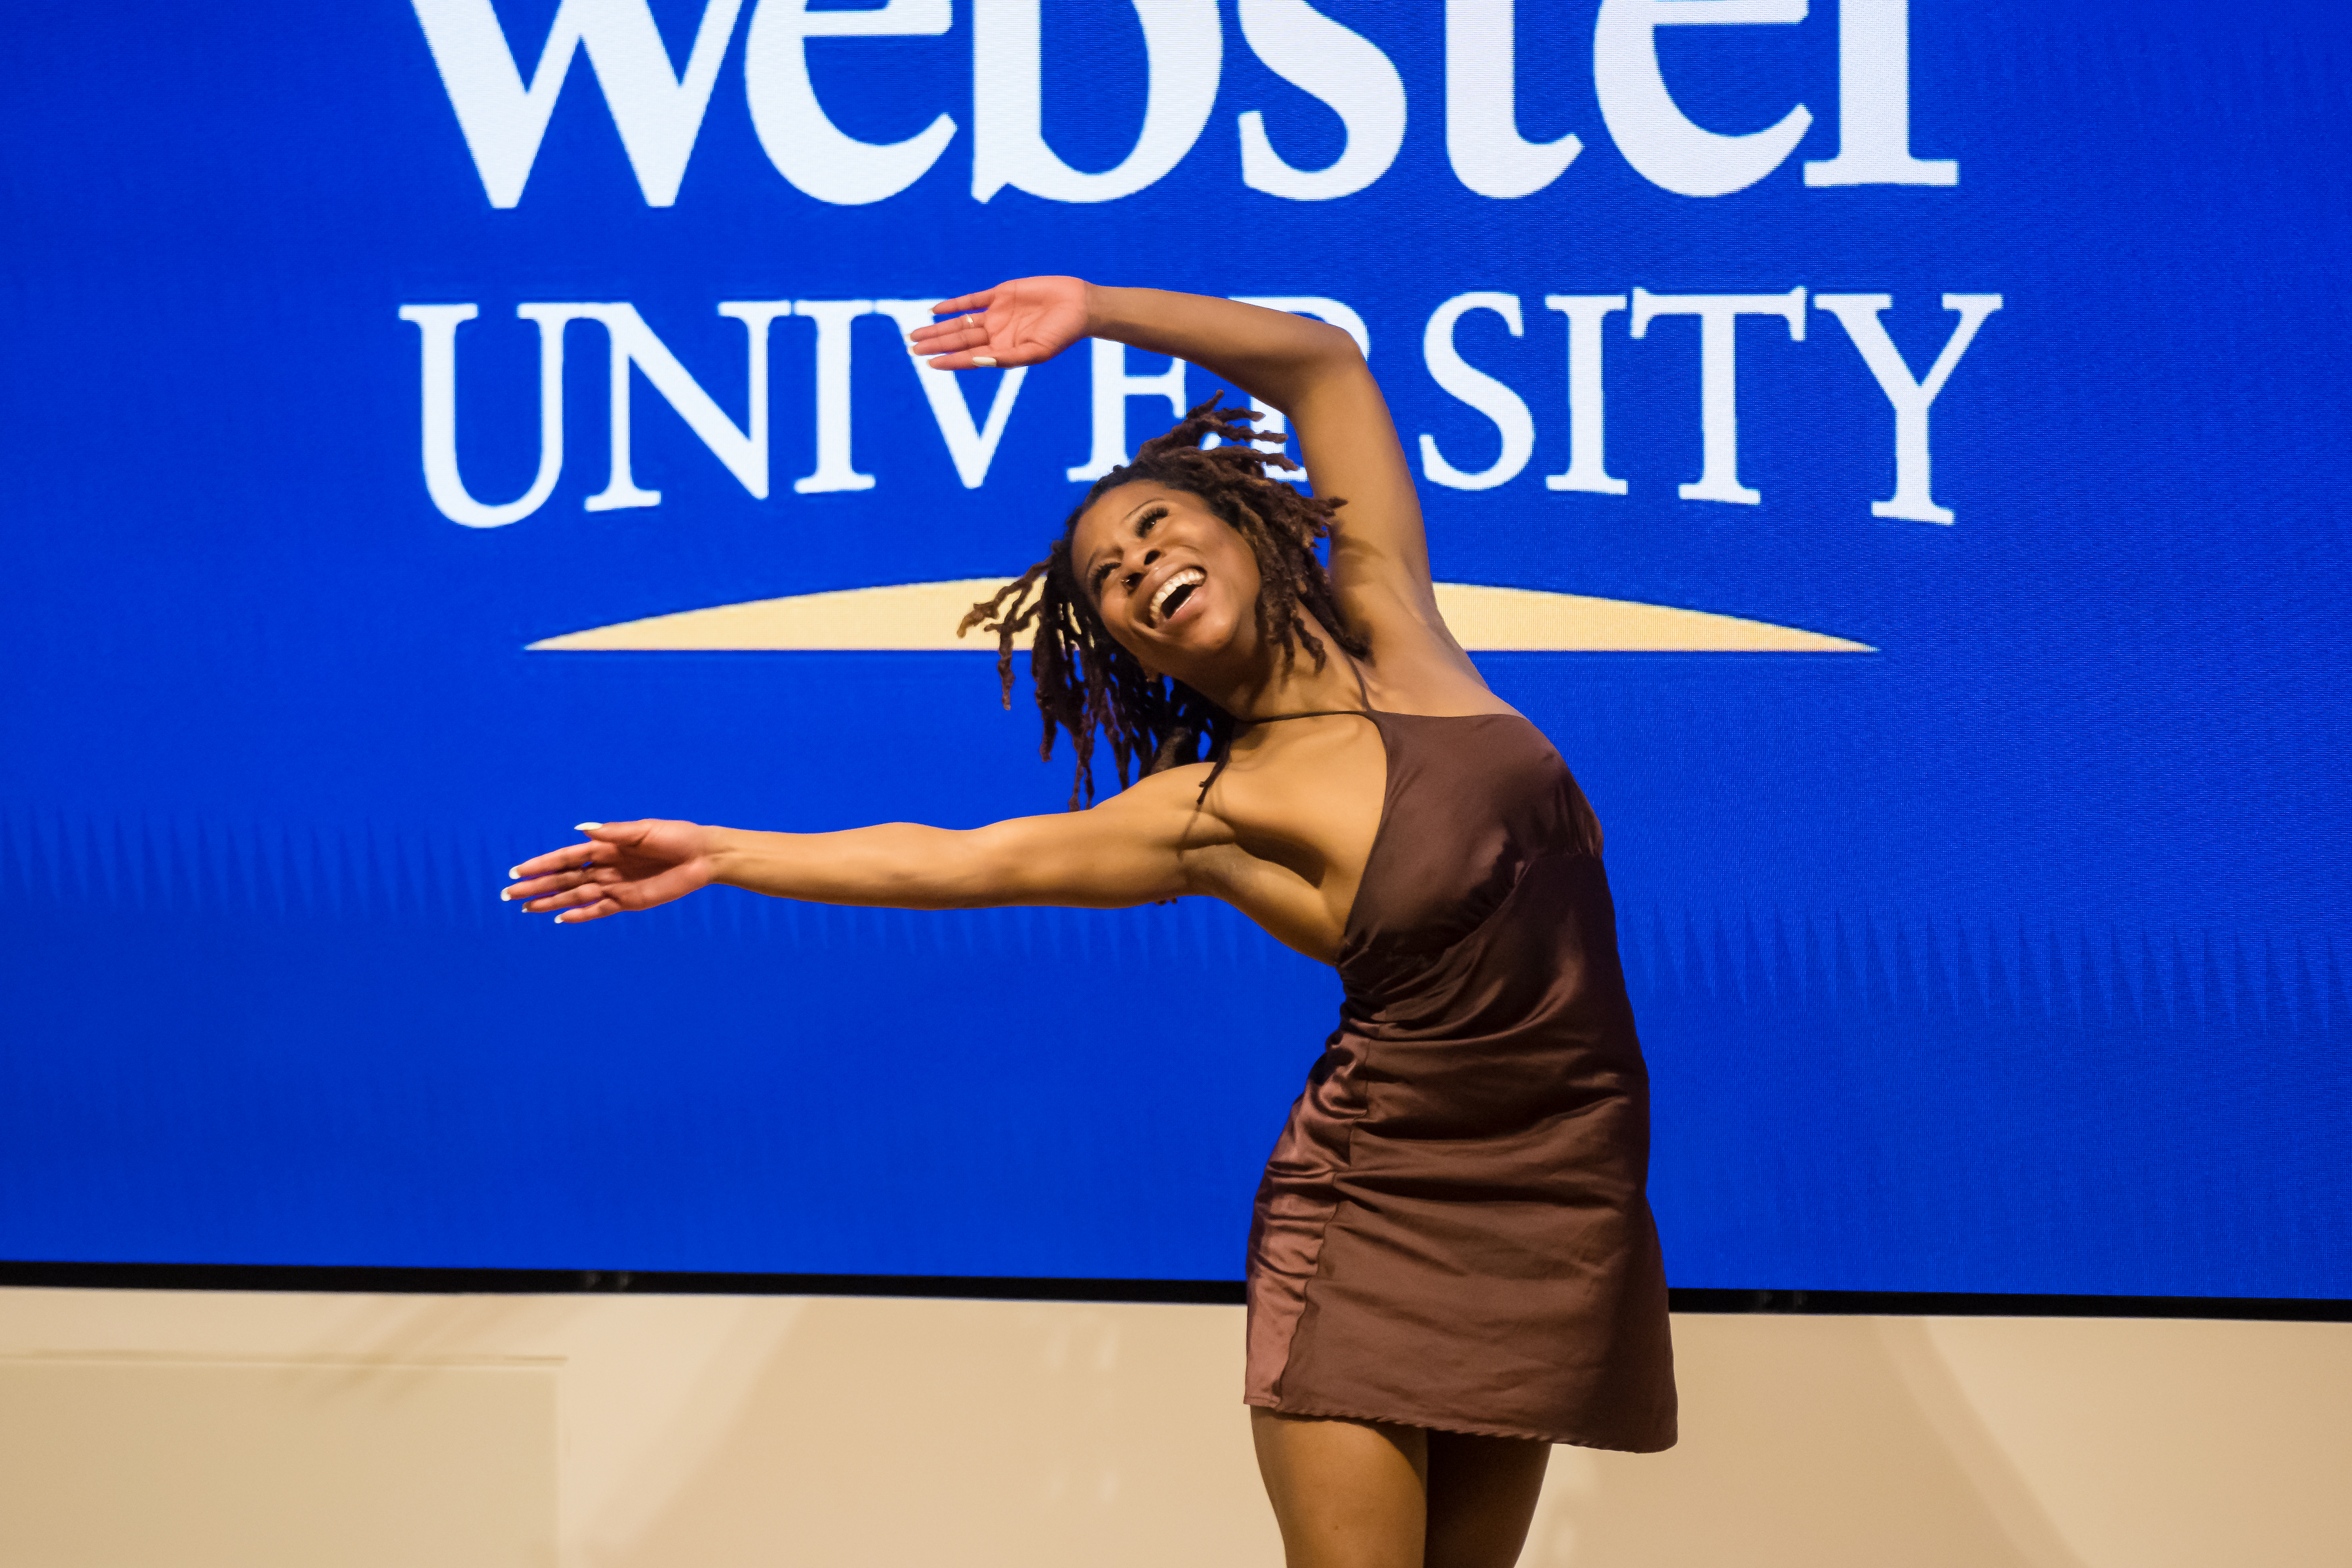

{"left": 701, "top": 825, "right": 751, "bottom": 889}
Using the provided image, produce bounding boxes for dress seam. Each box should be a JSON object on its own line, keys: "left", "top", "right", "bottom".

{"left": 1243, "top": 1396, "right": 1671, "bottom": 1452}
{"left": 1270, "top": 1030, "right": 1373, "bottom": 1406}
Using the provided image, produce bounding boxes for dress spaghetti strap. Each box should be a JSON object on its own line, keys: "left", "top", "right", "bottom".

{"left": 1196, "top": 658, "right": 1377, "bottom": 801}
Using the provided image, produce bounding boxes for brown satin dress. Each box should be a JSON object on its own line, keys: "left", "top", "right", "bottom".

{"left": 1235, "top": 697, "right": 1677, "bottom": 1452}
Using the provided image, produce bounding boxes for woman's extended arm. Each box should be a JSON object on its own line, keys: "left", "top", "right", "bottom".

{"left": 912, "top": 281, "right": 1484, "bottom": 692}
{"left": 504, "top": 767, "right": 1217, "bottom": 923}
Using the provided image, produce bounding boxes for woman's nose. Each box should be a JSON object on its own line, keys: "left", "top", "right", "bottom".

{"left": 1143, "top": 549, "right": 1160, "bottom": 565}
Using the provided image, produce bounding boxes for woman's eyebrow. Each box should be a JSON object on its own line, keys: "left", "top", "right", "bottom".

{"left": 1082, "top": 499, "right": 1164, "bottom": 587}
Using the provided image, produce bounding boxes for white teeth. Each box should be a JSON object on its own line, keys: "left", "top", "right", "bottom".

{"left": 1149, "top": 567, "right": 1205, "bottom": 622}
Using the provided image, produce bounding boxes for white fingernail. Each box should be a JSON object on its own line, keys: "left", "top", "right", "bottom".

{"left": 574, "top": 822, "right": 602, "bottom": 831}
{"left": 972, "top": 355, "right": 998, "bottom": 367}
{"left": 507, "top": 866, "right": 524, "bottom": 879}
{"left": 499, "top": 889, "right": 513, "bottom": 901}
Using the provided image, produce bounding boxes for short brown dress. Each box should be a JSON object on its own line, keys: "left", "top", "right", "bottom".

{"left": 1238, "top": 700, "right": 1677, "bottom": 1451}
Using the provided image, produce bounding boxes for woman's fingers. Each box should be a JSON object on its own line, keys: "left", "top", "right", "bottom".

{"left": 908, "top": 321, "right": 994, "bottom": 361}
{"left": 507, "top": 830, "right": 612, "bottom": 876}
{"left": 502, "top": 828, "right": 618, "bottom": 903}
{"left": 540, "top": 879, "right": 609, "bottom": 914}
{"left": 502, "top": 820, "right": 650, "bottom": 883}
{"left": 917, "top": 349, "right": 1021, "bottom": 372}
{"left": 910, "top": 280, "right": 1085, "bottom": 368}
{"left": 908, "top": 307, "right": 988, "bottom": 338}
{"left": 927, "top": 290, "right": 994, "bottom": 318}
{"left": 503, "top": 846, "right": 600, "bottom": 891}
{"left": 912, "top": 317, "right": 1029, "bottom": 371}
{"left": 908, "top": 308, "right": 987, "bottom": 337}
{"left": 553, "top": 893, "right": 620, "bottom": 924}
{"left": 503, "top": 866, "right": 603, "bottom": 909}
{"left": 499, "top": 819, "right": 699, "bottom": 921}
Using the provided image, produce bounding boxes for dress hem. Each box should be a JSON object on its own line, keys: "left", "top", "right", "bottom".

{"left": 1243, "top": 1395, "right": 1674, "bottom": 1454}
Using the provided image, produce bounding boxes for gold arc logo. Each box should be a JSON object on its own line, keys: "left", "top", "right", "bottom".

{"left": 528, "top": 580, "right": 1873, "bottom": 654}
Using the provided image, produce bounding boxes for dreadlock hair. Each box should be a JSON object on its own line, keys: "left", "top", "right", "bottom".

{"left": 959, "top": 398, "right": 1370, "bottom": 810}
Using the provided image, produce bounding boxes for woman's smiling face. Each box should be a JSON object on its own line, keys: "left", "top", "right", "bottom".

{"left": 1070, "top": 480, "right": 1264, "bottom": 681}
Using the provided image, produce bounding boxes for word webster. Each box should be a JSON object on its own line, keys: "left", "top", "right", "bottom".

{"left": 410, "top": 0, "right": 1957, "bottom": 208}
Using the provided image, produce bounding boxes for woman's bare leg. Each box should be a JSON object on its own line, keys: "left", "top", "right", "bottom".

{"left": 1422, "top": 1431, "right": 1550, "bottom": 1568}
{"left": 1252, "top": 1412, "right": 1552, "bottom": 1568}
{"left": 1252, "top": 1410, "right": 1428, "bottom": 1568}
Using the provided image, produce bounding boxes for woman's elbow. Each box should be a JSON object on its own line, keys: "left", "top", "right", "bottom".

{"left": 919, "top": 827, "right": 1044, "bottom": 908}
{"left": 1304, "top": 319, "right": 1363, "bottom": 370}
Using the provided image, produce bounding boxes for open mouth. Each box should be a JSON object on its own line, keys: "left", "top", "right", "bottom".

{"left": 1148, "top": 567, "right": 1204, "bottom": 626}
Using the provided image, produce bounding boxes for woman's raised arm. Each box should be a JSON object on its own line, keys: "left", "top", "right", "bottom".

{"left": 503, "top": 767, "right": 1221, "bottom": 923}
{"left": 910, "top": 281, "right": 1482, "bottom": 691}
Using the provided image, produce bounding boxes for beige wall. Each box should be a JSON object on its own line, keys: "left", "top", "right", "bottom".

{"left": 0, "top": 1288, "right": 2343, "bottom": 1568}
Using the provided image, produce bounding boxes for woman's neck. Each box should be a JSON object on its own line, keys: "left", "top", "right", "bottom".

{"left": 1190, "top": 631, "right": 1365, "bottom": 721}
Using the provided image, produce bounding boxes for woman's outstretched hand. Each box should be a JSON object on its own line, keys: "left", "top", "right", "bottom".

{"left": 909, "top": 276, "right": 1090, "bottom": 369}
{"left": 503, "top": 820, "right": 716, "bottom": 924}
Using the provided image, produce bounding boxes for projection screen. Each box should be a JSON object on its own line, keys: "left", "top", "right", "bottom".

{"left": 1, "top": 0, "right": 2345, "bottom": 1298}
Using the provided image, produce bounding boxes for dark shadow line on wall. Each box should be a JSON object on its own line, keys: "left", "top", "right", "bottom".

{"left": 0, "top": 1262, "right": 2346, "bottom": 1321}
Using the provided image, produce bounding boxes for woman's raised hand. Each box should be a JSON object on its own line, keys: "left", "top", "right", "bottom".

{"left": 502, "top": 820, "right": 716, "bottom": 924}
{"left": 908, "top": 276, "right": 1090, "bottom": 369}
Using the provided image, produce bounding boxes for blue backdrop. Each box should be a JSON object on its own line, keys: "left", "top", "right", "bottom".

{"left": 3, "top": 0, "right": 2345, "bottom": 1294}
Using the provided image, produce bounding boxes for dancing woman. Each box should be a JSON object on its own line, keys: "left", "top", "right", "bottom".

{"left": 503, "top": 279, "right": 1676, "bottom": 1568}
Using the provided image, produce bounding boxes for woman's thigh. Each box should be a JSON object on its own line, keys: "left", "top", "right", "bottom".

{"left": 1250, "top": 1412, "right": 1551, "bottom": 1568}
{"left": 1251, "top": 1410, "right": 1428, "bottom": 1568}
{"left": 1422, "top": 1431, "right": 1549, "bottom": 1568}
